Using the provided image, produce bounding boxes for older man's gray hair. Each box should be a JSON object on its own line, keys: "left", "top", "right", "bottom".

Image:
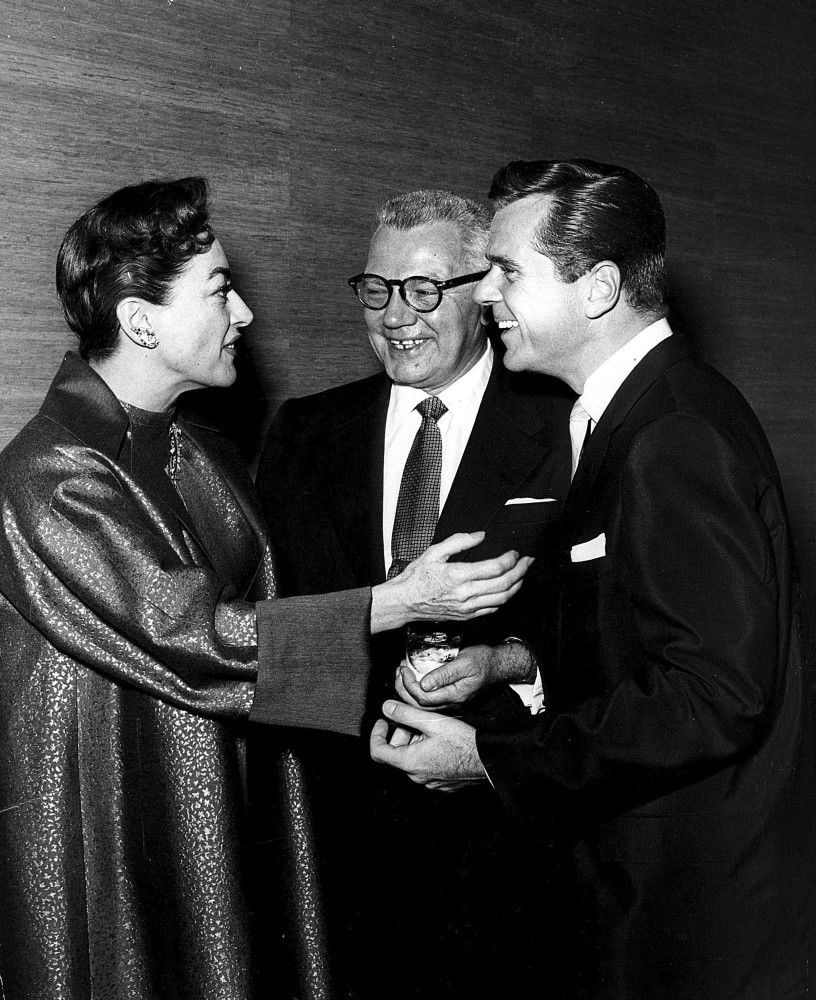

{"left": 375, "top": 190, "right": 490, "bottom": 270}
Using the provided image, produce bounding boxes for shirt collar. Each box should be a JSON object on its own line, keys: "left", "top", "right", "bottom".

{"left": 579, "top": 318, "right": 672, "bottom": 425}
{"left": 390, "top": 342, "right": 493, "bottom": 425}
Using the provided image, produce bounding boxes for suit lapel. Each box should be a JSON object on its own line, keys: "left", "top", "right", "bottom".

{"left": 567, "top": 334, "right": 693, "bottom": 513}
{"left": 315, "top": 363, "right": 571, "bottom": 581}
{"left": 435, "top": 364, "right": 570, "bottom": 540}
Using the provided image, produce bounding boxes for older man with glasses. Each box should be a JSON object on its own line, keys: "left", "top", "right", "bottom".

{"left": 252, "top": 190, "right": 573, "bottom": 1000}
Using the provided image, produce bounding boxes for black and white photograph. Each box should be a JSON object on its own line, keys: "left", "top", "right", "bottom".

{"left": 0, "top": 2, "right": 814, "bottom": 997}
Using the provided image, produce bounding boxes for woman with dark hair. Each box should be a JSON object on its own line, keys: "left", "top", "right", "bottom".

{"left": 0, "top": 177, "right": 529, "bottom": 999}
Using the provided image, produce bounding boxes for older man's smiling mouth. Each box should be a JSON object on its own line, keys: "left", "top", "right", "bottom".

{"left": 389, "top": 338, "right": 429, "bottom": 351}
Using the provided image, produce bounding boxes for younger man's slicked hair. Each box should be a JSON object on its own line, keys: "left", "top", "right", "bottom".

{"left": 489, "top": 160, "right": 668, "bottom": 316}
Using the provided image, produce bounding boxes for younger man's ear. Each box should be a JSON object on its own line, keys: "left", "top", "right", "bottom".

{"left": 585, "top": 261, "right": 621, "bottom": 319}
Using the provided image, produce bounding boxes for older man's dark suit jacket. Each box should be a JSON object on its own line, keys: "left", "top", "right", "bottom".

{"left": 479, "top": 334, "right": 815, "bottom": 1000}
{"left": 252, "top": 356, "right": 573, "bottom": 1000}
{"left": 259, "top": 359, "right": 571, "bottom": 592}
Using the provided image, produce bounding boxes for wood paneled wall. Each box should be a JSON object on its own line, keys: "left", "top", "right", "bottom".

{"left": 1, "top": 0, "right": 814, "bottom": 599}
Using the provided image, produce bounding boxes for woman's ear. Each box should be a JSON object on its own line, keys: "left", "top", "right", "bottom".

{"left": 116, "top": 298, "right": 158, "bottom": 349}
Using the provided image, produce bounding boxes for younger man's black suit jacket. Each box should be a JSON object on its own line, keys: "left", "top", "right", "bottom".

{"left": 479, "top": 335, "right": 815, "bottom": 1000}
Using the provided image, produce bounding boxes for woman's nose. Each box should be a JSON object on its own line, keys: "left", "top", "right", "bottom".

{"left": 230, "top": 290, "right": 254, "bottom": 327}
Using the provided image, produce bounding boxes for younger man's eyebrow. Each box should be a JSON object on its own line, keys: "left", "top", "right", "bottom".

{"left": 486, "top": 252, "right": 520, "bottom": 269}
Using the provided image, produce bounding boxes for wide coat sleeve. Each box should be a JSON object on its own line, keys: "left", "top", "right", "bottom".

{"left": 0, "top": 437, "right": 373, "bottom": 736}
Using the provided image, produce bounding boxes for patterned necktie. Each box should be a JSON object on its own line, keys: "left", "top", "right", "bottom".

{"left": 569, "top": 399, "right": 593, "bottom": 480}
{"left": 388, "top": 395, "right": 448, "bottom": 579}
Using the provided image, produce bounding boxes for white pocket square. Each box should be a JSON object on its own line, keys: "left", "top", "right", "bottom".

{"left": 571, "top": 533, "right": 606, "bottom": 562}
{"left": 504, "top": 497, "right": 557, "bottom": 505}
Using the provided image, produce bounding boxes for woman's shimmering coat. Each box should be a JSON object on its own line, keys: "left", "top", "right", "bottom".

{"left": 0, "top": 352, "right": 372, "bottom": 999}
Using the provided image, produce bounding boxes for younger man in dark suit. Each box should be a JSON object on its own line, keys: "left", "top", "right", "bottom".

{"left": 373, "top": 161, "right": 815, "bottom": 1000}
{"left": 255, "top": 190, "right": 572, "bottom": 999}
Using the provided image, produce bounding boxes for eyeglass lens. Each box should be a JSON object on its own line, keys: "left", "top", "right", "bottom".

{"left": 356, "top": 276, "right": 442, "bottom": 312}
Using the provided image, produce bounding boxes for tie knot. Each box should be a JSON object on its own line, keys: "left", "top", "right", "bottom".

{"left": 416, "top": 396, "right": 447, "bottom": 423}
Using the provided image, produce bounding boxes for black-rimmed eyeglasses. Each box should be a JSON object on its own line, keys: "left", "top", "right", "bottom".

{"left": 347, "top": 270, "right": 489, "bottom": 313}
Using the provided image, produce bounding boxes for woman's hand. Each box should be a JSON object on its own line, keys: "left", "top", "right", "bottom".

{"left": 370, "top": 531, "right": 532, "bottom": 634}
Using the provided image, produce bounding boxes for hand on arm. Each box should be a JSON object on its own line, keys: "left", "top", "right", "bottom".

{"left": 369, "top": 701, "right": 486, "bottom": 792}
{"left": 369, "top": 531, "right": 532, "bottom": 634}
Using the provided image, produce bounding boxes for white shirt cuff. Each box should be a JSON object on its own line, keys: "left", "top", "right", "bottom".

{"left": 509, "top": 665, "right": 545, "bottom": 715}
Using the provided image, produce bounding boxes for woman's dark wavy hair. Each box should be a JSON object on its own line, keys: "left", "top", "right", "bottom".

{"left": 489, "top": 159, "right": 667, "bottom": 316}
{"left": 56, "top": 176, "right": 214, "bottom": 361}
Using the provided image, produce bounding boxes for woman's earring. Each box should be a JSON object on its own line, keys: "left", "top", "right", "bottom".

{"left": 135, "top": 327, "right": 159, "bottom": 350}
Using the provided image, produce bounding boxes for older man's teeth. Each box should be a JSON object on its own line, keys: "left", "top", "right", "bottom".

{"left": 497, "top": 320, "right": 519, "bottom": 330}
{"left": 390, "top": 339, "right": 427, "bottom": 350}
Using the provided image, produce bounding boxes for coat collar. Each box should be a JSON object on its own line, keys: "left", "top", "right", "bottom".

{"left": 40, "top": 351, "right": 131, "bottom": 458}
{"left": 38, "top": 351, "right": 266, "bottom": 568}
